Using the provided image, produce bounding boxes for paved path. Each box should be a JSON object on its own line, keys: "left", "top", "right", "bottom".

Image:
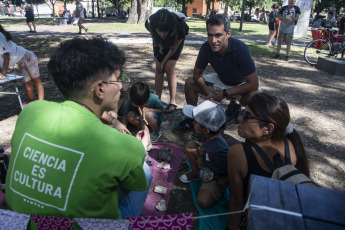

{"left": 6, "top": 21, "right": 310, "bottom": 47}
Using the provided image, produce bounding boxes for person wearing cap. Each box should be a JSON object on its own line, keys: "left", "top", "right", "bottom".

{"left": 179, "top": 100, "right": 229, "bottom": 209}
{"left": 75, "top": 0, "right": 88, "bottom": 35}
{"left": 173, "top": 14, "right": 259, "bottom": 131}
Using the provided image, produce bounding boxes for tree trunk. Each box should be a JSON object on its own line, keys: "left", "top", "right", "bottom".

{"left": 182, "top": 0, "right": 186, "bottom": 15}
{"left": 127, "top": 0, "right": 138, "bottom": 23}
{"left": 97, "top": 0, "right": 100, "bottom": 19}
{"left": 224, "top": 2, "right": 229, "bottom": 16}
{"left": 249, "top": 6, "right": 252, "bottom": 22}
{"left": 92, "top": 0, "right": 95, "bottom": 18}
{"left": 127, "top": 0, "right": 153, "bottom": 24}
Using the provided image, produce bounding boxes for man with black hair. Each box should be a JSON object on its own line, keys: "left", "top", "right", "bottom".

{"left": 324, "top": 11, "right": 336, "bottom": 29}
{"left": 173, "top": 14, "right": 259, "bottom": 131}
{"left": 5, "top": 37, "right": 152, "bottom": 225}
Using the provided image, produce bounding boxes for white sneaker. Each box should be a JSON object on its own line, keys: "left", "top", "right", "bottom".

{"left": 150, "top": 130, "right": 161, "bottom": 143}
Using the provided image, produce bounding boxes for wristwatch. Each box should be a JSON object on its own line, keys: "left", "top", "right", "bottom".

{"left": 223, "top": 89, "right": 229, "bottom": 98}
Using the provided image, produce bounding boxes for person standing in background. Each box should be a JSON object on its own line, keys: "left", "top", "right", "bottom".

{"left": 25, "top": 1, "right": 36, "bottom": 33}
{"left": 75, "top": 0, "right": 88, "bottom": 35}
{"left": 274, "top": 0, "right": 300, "bottom": 61}
{"left": 267, "top": 4, "right": 280, "bottom": 46}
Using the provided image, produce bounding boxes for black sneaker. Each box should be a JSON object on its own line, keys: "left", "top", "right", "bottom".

{"left": 225, "top": 101, "right": 242, "bottom": 123}
{"left": 274, "top": 53, "right": 280, "bottom": 59}
{"left": 285, "top": 56, "right": 289, "bottom": 61}
{"left": 173, "top": 118, "right": 194, "bottom": 132}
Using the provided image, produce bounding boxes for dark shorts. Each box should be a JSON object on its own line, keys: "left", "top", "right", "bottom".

{"left": 26, "top": 16, "right": 34, "bottom": 23}
{"left": 268, "top": 22, "right": 276, "bottom": 31}
{"left": 153, "top": 40, "right": 184, "bottom": 63}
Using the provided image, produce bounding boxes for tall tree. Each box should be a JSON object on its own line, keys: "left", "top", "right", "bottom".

{"left": 127, "top": 0, "right": 153, "bottom": 24}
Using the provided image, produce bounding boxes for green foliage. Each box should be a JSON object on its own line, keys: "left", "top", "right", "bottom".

{"left": 314, "top": 0, "right": 344, "bottom": 15}
{"left": 2, "top": 0, "right": 25, "bottom": 7}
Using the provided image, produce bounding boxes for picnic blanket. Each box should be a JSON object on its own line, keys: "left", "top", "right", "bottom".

{"left": 187, "top": 160, "right": 230, "bottom": 230}
{"left": 140, "top": 142, "right": 184, "bottom": 217}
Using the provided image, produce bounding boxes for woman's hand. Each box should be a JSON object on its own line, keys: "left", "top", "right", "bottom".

{"left": 160, "top": 61, "right": 166, "bottom": 72}
{"left": 0, "top": 74, "right": 6, "bottom": 80}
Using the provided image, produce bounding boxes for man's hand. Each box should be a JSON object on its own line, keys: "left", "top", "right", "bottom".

{"left": 111, "top": 119, "right": 131, "bottom": 134}
{"left": 0, "top": 74, "right": 6, "bottom": 80}
{"left": 206, "top": 88, "right": 223, "bottom": 102}
{"left": 136, "top": 125, "right": 151, "bottom": 152}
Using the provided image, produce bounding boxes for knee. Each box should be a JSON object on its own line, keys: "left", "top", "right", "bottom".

{"left": 185, "top": 77, "right": 194, "bottom": 88}
{"left": 185, "top": 141, "right": 198, "bottom": 151}
{"left": 197, "top": 197, "right": 212, "bottom": 209}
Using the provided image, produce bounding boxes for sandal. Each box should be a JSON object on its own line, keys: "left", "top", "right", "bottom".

{"left": 180, "top": 170, "right": 199, "bottom": 183}
{"left": 165, "top": 103, "right": 177, "bottom": 114}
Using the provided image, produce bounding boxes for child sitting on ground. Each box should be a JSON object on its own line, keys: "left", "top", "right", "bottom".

{"left": 122, "top": 81, "right": 164, "bottom": 143}
{"left": 180, "top": 100, "right": 229, "bottom": 209}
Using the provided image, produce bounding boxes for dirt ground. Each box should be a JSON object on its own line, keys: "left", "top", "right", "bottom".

{"left": 1, "top": 22, "right": 345, "bottom": 229}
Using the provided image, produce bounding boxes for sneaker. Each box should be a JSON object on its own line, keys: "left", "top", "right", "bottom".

{"left": 172, "top": 118, "right": 194, "bottom": 132}
{"left": 150, "top": 130, "right": 161, "bottom": 143}
{"left": 77, "top": 32, "right": 82, "bottom": 35}
{"left": 225, "top": 101, "right": 242, "bottom": 123}
{"left": 274, "top": 53, "right": 280, "bottom": 59}
{"left": 285, "top": 55, "right": 289, "bottom": 61}
{"left": 85, "top": 29, "right": 89, "bottom": 35}
{"left": 266, "top": 43, "right": 273, "bottom": 47}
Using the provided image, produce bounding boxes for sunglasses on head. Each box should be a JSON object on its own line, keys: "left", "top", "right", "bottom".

{"left": 239, "top": 110, "right": 268, "bottom": 123}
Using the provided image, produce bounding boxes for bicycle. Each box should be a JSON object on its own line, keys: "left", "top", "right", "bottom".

{"left": 304, "top": 28, "right": 345, "bottom": 66}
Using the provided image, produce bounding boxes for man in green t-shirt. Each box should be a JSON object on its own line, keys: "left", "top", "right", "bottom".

{"left": 5, "top": 37, "right": 152, "bottom": 227}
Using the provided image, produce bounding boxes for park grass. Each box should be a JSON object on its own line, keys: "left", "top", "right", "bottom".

{"left": 0, "top": 16, "right": 313, "bottom": 40}
{"left": 0, "top": 16, "right": 306, "bottom": 57}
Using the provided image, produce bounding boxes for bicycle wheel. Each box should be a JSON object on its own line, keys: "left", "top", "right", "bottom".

{"left": 304, "top": 39, "right": 331, "bottom": 66}
{"left": 341, "top": 47, "right": 345, "bottom": 61}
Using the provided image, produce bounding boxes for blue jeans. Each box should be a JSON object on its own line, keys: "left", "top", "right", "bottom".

{"left": 118, "top": 162, "right": 153, "bottom": 218}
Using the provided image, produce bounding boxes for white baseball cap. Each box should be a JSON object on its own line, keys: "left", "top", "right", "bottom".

{"left": 182, "top": 100, "right": 226, "bottom": 132}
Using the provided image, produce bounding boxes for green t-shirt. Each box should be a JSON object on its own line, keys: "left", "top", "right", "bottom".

{"left": 6, "top": 100, "right": 148, "bottom": 226}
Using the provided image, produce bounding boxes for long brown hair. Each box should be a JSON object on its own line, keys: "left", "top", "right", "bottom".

{"left": 247, "top": 92, "right": 310, "bottom": 176}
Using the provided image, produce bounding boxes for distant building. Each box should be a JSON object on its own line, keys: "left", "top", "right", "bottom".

{"left": 187, "top": 0, "right": 224, "bottom": 17}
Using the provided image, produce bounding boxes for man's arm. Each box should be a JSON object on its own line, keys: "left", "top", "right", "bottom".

{"left": 291, "top": 13, "right": 300, "bottom": 21}
{"left": 224, "top": 71, "right": 259, "bottom": 97}
{"left": 193, "top": 67, "right": 219, "bottom": 98}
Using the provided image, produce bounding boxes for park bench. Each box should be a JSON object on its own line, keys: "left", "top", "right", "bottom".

{"left": 247, "top": 175, "right": 345, "bottom": 230}
{"left": 0, "top": 74, "right": 24, "bottom": 110}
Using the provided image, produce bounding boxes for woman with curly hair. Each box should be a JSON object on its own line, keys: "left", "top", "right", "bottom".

{"left": 145, "top": 9, "right": 189, "bottom": 113}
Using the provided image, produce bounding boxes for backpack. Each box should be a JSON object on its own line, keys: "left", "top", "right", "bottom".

{"left": 245, "top": 140, "right": 315, "bottom": 186}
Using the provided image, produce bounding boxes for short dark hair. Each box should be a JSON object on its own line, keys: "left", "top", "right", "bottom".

{"left": 48, "top": 37, "right": 125, "bottom": 100}
{"left": 129, "top": 81, "right": 150, "bottom": 106}
{"left": 206, "top": 14, "right": 231, "bottom": 33}
{"left": 328, "top": 11, "right": 333, "bottom": 16}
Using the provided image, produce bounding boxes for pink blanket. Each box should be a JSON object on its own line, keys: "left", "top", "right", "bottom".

{"left": 140, "top": 142, "right": 184, "bottom": 217}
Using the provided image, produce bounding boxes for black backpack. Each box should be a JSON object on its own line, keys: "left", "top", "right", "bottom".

{"left": 245, "top": 140, "right": 315, "bottom": 186}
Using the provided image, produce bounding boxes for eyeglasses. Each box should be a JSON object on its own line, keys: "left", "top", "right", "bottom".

{"left": 102, "top": 74, "right": 130, "bottom": 90}
{"left": 239, "top": 110, "right": 268, "bottom": 123}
